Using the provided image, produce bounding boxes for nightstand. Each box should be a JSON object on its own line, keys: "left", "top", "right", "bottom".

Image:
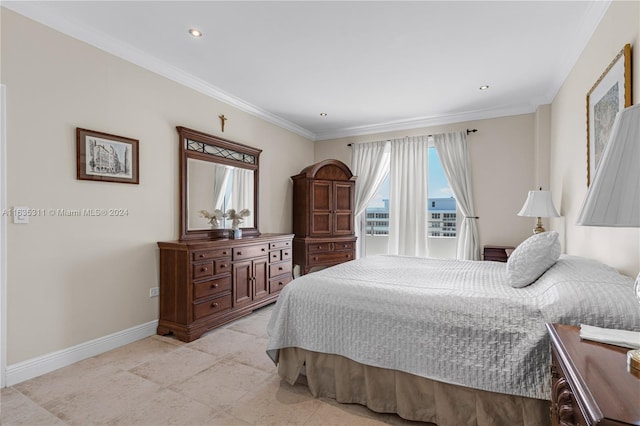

{"left": 546, "top": 323, "right": 640, "bottom": 425}
{"left": 483, "top": 245, "right": 515, "bottom": 262}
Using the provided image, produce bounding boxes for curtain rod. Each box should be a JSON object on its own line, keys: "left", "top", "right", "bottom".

{"left": 347, "top": 128, "right": 478, "bottom": 146}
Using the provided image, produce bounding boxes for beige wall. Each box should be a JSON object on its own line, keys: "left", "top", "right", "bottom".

{"left": 549, "top": 0, "right": 640, "bottom": 278}
{"left": 314, "top": 113, "right": 540, "bottom": 250}
{"left": 1, "top": 9, "right": 314, "bottom": 364}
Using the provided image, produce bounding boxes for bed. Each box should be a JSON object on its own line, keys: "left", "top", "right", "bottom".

{"left": 266, "top": 233, "right": 640, "bottom": 425}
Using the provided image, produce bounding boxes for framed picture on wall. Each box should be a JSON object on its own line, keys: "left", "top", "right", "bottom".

{"left": 586, "top": 43, "right": 632, "bottom": 186}
{"left": 76, "top": 128, "right": 139, "bottom": 184}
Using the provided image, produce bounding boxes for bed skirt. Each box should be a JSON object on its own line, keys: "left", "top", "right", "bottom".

{"left": 276, "top": 347, "right": 550, "bottom": 426}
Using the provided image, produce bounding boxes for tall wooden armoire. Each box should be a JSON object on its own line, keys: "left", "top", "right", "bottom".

{"left": 291, "top": 159, "right": 356, "bottom": 275}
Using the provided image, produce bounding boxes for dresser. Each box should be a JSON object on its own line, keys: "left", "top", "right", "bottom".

{"left": 157, "top": 233, "right": 293, "bottom": 342}
{"left": 291, "top": 159, "right": 356, "bottom": 275}
{"left": 547, "top": 323, "right": 640, "bottom": 426}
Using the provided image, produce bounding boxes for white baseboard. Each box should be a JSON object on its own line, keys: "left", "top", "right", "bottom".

{"left": 5, "top": 320, "right": 158, "bottom": 386}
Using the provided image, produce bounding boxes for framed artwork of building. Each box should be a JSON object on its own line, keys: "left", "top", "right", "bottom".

{"left": 76, "top": 128, "right": 139, "bottom": 184}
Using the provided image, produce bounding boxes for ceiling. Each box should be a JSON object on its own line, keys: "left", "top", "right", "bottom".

{"left": 3, "top": 1, "right": 611, "bottom": 141}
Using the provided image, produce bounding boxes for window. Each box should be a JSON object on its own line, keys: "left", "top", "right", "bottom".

{"left": 427, "top": 147, "right": 457, "bottom": 239}
{"left": 362, "top": 145, "right": 457, "bottom": 256}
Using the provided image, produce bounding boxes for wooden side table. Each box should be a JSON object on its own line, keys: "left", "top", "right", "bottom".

{"left": 546, "top": 323, "right": 640, "bottom": 425}
{"left": 483, "top": 245, "right": 515, "bottom": 262}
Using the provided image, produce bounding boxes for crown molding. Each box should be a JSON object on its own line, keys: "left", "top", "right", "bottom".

{"left": 1, "top": 2, "right": 316, "bottom": 141}
{"left": 314, "top": 103, "right": 537, "bottom": 141}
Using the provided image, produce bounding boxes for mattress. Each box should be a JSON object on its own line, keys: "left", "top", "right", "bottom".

{"left": 267, "top": 254, "right": 640, "bottom": 399}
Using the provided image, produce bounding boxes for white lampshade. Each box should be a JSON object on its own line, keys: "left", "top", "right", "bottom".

{"left": 518, "top": 190, "right": 560, "bottom": 218}
{"left": 577, "top": 104, "right": 640, "bottom": 227}
{"left": 576, "top": 103, "right": 640, "bottom": 305}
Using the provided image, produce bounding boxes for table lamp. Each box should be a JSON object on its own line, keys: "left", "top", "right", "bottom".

{"left": 517, "top": 188, "right": 560, "bottom": 234}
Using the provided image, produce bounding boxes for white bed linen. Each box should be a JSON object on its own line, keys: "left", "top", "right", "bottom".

{"left": 267, "top": 254, "right": 640, "bottom": 399}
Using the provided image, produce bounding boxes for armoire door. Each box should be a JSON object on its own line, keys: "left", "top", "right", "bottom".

{"left": 333, "top": 182, "right": 354, "bottom": 235}
{"left": 310, "top": 180, "right": 332, "bottom": 236}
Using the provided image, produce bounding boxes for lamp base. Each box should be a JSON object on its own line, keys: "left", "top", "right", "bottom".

{"left": 533, "top": 217, "right": 546, "bottom": 234}
{"left": 634, "top": 272, "right": 640, "bottom": 304}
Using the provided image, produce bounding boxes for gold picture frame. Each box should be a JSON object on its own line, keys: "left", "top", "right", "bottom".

{"left": 586, "top": 44, "right": 632, "bottom": 186}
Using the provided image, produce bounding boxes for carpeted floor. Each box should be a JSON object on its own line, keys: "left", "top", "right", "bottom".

{"left": 1, "top": 303, "right": 424, "bottom": 425}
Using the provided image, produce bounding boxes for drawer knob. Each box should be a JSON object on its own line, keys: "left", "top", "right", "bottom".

{"left": 211, "top": 283, "right": 219, "bottom": 289}
{"left": 317, "top": 245, "right": 322, "bottom": 249}
{"left": 313, "top": 257, "right": 318, "bottom": 261}
{"left": 223, "top": 251, "right": 228, "bottom": 255}
{"left": 220, "top": 264, "right": 227, "bottom": 268}
{"left": 278, "top": 266, "right": 283, "bottom": 271}
{"left": 237, "top": 251, "right": 242, "bottom": 255}
{"left": 198, "top": 254, "right": 205, "bottom": 258}
{"left": 211, "top": 302, "right": 218, "bottom": 308}
{"left": 200, "top": 267, "right": 208, "bottom": 272}
{"left": 261, "top": 248, "right": 266, "bottom": 252}
{"left": 284, "top": 251, "right": 289, "bottom": 256}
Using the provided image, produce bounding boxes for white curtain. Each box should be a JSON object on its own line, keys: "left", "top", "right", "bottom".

{"left": 231, "top": 168, "right": 254, "bottom": 227}
{"left": 388, "top": 136, "right": 429, "bottom": 257}
{"left": 433, "top": 131, "right": 480, "bottom": 260}
{"left": 351, "top": 140, "right": 390, "bottom": 258}
{"left": 212, "top": 164, "right": 231, "bottom": 210}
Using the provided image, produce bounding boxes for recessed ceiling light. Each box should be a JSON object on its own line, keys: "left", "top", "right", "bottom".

{"left": 320, "top": 113, "right": 328, "bottom": 117}
{"left": 188, "top": 28, "right": 203, "bottom": 38}
{"left": 479, "top": 85, "right": 490, "bottom": 91}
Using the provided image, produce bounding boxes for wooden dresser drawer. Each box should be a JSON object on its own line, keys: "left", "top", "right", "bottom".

{"left": 269, "top": 275, "right": 293, "bottom": 293}
{"left": 270, "top": 240, "right": 292, "bottom": 250}
{"left": 269, "top": 261, "right": 292, "bottom": 278}
{"left": 308, "top": 251, "right": 353, "bottom": 265}
{"left": 193, "top": 276, "right": 231, "bottom": 300}
{"left": 233, "top": 244, "right": 268, "bottom": 260}
{"left": 270, "top": 251, "right": 282, "bottom": 262}
{"left": 307, "top": 242, "right": 354, "bottom": 253}
{"left": 192, "top": 248, "right": 231, "bottom": 262}
{"left": 308, "top": 242, "right": 330, "bottom": 253}
{"left": 333, "top": 242, "right": 354, "bottom": 251}
{"left": 192, "top": 259, "right": 230, "bottom": 280}
{"left": 192, "top": 262, "right": 214, "bottom": 280}
{"left": 193, "top": 294, "right": 232, "bottom": 320}
{"left": 282, "top": 249, "right": 292, "bottom": 261}
{"left": 214, "top": 259, "right": 231, "bottom": 275}
{"left": 269, "top": 249, "right": 292, "bottom": 262}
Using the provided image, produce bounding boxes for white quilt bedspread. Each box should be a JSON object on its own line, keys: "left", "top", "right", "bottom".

{"left": 266, "top": 255, "right": 640, "bottom": 399}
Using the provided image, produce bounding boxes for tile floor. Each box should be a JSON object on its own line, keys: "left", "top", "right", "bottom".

{"left": 1, "top": 304, "right": 426, "bottom": 425}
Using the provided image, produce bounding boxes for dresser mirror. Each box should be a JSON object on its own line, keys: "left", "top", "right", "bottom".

{"left": 178, "top": 126, "right": 261, "bottom": 240}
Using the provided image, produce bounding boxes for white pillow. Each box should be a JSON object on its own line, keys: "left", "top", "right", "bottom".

{"left": 507, "top": 231, "right": 561, "bottom": 288}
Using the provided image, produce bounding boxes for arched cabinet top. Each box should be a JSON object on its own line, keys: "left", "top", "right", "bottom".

{"left": 292, "top": 159, "right": 355, "bottom": 181}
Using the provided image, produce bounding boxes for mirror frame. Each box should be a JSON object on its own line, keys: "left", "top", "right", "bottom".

{"left": 177, "top": 126, "right": 261, "bottom": 240}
